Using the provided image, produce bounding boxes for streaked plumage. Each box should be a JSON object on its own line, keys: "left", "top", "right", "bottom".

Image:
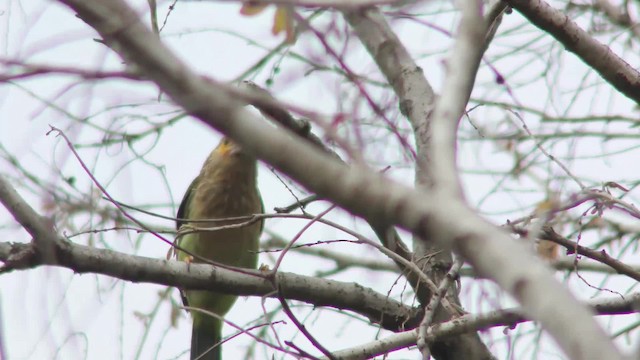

{"left": 176, "top": 137, "right": 263, "bottom": 360}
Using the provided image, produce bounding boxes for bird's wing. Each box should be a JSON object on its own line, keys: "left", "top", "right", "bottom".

{"left": 176, "top": 176, "right": 200, "bottom": 308}
{"left": 177, "top": 176, "right": 199, "bottom": 231}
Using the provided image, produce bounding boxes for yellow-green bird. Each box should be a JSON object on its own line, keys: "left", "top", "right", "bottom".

{"left": 176, "top": 137, "right": 263, "bottom": 360}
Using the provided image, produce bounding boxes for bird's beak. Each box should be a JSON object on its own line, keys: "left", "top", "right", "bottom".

{"left": 216, "top": 140, "right": 242, "bottom": 157}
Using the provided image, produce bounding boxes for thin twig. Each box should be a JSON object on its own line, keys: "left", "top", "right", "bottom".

{"left": 416, "top": 258, "right": 464, "bottom": 359}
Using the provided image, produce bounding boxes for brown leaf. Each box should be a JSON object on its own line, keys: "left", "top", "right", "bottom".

{"left": 240, "top": 3, "right": 268, "bottom": 16}
{"left": 272, "top": 6, "right": 295, "bottom": 43}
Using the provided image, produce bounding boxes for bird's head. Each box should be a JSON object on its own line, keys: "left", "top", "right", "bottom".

{"left": 205, "top": 137, "right": 257, "bottom": 179}
{"left": 213, "top": 137, "right": 254, "bottom": 160}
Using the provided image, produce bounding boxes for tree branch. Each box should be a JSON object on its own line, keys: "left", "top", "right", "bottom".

{"left": 541, "top": 226, "right": 640, "bottom": 282}
{"left": 343, "top": 7, "right": 493, "bottom": 360}
{"left": 0, "top": 176, "right": 420, "bottom": 332}
{"left": 329, "top": 292, "right": 640, "bottom": 359}
{"left": 507, "top": 0, "right": 640, "bottom": 104}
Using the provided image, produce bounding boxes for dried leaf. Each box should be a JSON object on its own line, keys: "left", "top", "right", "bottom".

{"left": 240, "top": 3, "right": 268, "bottom": 16}
{"left": 272, "top": 6, "right": 295, "bottom": 43}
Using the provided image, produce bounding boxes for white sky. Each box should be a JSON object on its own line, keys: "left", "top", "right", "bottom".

{"left": 1, "top": 0, "right": 639, "bottom": 359}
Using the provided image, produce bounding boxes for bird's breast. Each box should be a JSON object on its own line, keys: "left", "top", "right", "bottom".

{"left": 183, "top": 179, "right": 262, "bottom": 268}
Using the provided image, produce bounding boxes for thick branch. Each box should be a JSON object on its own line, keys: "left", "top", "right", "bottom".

{"left": 507, "top": 0, "right": 640, "bottom": 104}
{"left": 344, "top": 6, "right": 492, "bottom": 360}
{"left": 0, "top": 240, "right": 418, "bottom": 330}
{"left": 343, "top": 7, "right": 436, "bottom": 143}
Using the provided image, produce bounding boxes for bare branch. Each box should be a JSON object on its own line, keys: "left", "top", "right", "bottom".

{"left": 417, "top": 258, "right": 464, "bottom": 359}
{"left": 0, "top": 176, "right": 59, "bottom": 265}
{"left": 0, "top": 58, "right": 140, "bottom": 82}
{"left": 0, "top": 239, "right": 418, "bottom": 331}
{"left": 343, "top": 7, "right": 492, "bottom": 359}
{"left": 329, "top": 292, "right": 640, "bottom": 359}
{"left": 507, "top": 0, "right": 640, "bottom": 104}
{"left": 539, "top": 226, "right": 640, "bottom": 283}
{"left": 428, "top": 1, "right": 486, "bottom": 196}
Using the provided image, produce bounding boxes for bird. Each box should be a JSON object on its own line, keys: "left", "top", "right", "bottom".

{"left": 176, "top": 137, "right": 263, "bottom": 360}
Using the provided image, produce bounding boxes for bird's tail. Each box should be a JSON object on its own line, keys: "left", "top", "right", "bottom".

{"left": 191, "top": 323, "right": 222, "bottom": 360}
